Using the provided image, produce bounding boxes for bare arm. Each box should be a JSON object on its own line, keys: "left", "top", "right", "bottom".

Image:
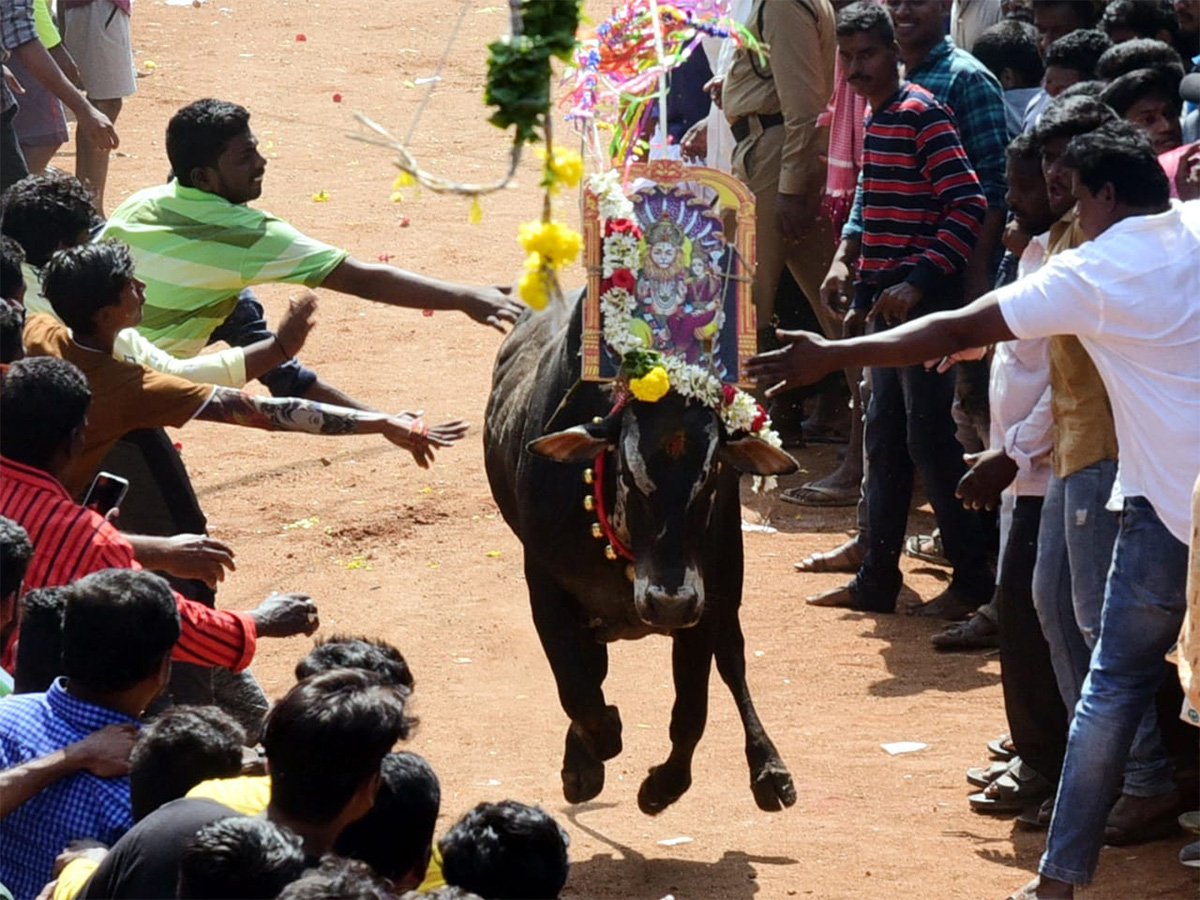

{"left": 746, "top": 293, "right": 1014, "bottom": 396}
{"left": 9, "top": 39, "right": 116, "bottom": 149}
{"left": 964, "top": 207, "right": 1006, "bottom": 302}
{"left": 195, "top": 387, "right": 468, "bottom": 468}
{"left": 320, "top": 257, "right": 523, "bottom": 332}
{"left": 1, "top": 725, "right": 136, "bottom": 819}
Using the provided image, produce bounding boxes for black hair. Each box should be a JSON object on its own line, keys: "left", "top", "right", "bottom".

{"left": 836, "top": 1, "right": 895, "bottom": 42}
{"left": 0, "top": 517, "right": 31, "bottom": 601}
{"left": 1057, "top": 78, "right": 1109, "bottom": 98}
{"left": 14, "top": 586, "right": 67, "bottom": 694}
{"left": 166, "top": 100, "right": 252, "bottom": 188}
{"left": 1044, "top": 27, "right": 1113, "bottom": 76}
{"left": 262, "top": 669, "right": 414, "bottom": 823}
{"left": 0, "top": 356, "right": 91, "bottom": 469}
{"left": 41, "top": 240, "right": 137, "bottom": 335}
{"left": 294, "top": 635, "right": 415, "bottom": 690}
{"left": 61, "top": 569, "right": 181, "bottom": 692}
{"left": 1034, "top": 93, "right": 1120, "bottom": 145}
{"left": 1032, "top": 1, "right": 1104, "bottom": 29}
{"left": 0, "top": 235, "right": 24, "bottom": 300}
{"left": 1007, "top": 131, "right": 1045, "bottom": 167}
{"left": 1100, "top": 65, "right": 1183, "bottom": 116}
{"left": 439, "top": 801, "right": 570, "bottom": 900}
{"left": 1100, "top": 0, "right": 1179, "bottom": 42}
{"left": 973, "top": 20, "right": 1045, "bottom": 85}
{"left": 1095, "top": 36, "right": 1185, "bottom": 79}
{"left": 129, "top": 705, "right": 246, "bottom": 821}
{"left": 0, "top": 173, "right": 99, "bottom": 267}
{"left": 276, "top": 857, "right": 392, "bottom": 900}
{"left": 178, "top": 817, "right": 307, "bottom": 900}
{"left": 0, "top": 302, "right": 23, "bottom": 364}
{"left": 335, "top": 752, "right": 441, "bottom": 885}
{"left": 1062, "top": 118, "right": 1171, "bottom": 205}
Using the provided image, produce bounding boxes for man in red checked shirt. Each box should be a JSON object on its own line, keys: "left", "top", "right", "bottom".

{"left": 0, "top": 356, "right": 319, "bottom": 686}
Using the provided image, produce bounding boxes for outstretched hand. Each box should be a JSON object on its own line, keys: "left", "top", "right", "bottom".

{"left": 250, "top": 592, "right": 319, "bottom": 638}
{"left": 746, "top": 329, "right": 833, "bottom": 397}
{"left": 152, "top": 534, "right": 236, "bottom": 588}
{"left": 462, "top": 286, "right": 524, "bottom": 333}
{"left": 386, "top": 413, "right": 469, "bottom": 468}
{"left": 276, "top": 290, "right": 319, "bottom": 359}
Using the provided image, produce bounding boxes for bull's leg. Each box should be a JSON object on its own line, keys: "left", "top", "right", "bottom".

{"left": 526, "top": 561, "right": 622, "bottom": 804}
{"left": 714, "top": 607, "right": 796, "bottom": 811}
{"left": 637, "top": 627, "right": 714, "bottom": 815}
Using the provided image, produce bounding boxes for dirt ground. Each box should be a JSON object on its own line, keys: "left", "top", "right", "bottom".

{"left": 77, "top": 1, "right": 1197, "bottom": 897}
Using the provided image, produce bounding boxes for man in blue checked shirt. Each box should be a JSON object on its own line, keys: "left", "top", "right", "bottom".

{"left": 0, "top": 569, "right": 180, "bottom": 900}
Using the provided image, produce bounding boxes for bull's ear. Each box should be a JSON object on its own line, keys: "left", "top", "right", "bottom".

{"left": 720, "top": 436, "right": 799, "bottom": 476}
{"left": 528, "top": 421, "right": 615, "bottom": 463}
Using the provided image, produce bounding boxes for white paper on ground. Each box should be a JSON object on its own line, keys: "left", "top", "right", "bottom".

{"left": 881, "top": 741, "right": 928, "bottom": 755}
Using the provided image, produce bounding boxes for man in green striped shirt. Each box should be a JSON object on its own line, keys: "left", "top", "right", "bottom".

{"left": 101, "top": 99, "right": 522, "bottom": 407}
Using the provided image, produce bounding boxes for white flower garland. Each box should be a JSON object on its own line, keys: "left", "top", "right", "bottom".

{"left": 588, "top": 173, "right": 781, "bottom": 492}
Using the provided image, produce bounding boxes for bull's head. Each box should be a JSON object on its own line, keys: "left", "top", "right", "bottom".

{"left": 528, "top": 393, "right": 797, "bottom": 630}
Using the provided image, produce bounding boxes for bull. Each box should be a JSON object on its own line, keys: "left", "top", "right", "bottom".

{"left": 484, "top": 295, "right": 799, "bottom": 814}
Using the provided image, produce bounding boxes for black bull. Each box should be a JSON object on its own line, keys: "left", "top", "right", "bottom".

{"left": 483, "top": 294, "right": 800, "bottom": 815}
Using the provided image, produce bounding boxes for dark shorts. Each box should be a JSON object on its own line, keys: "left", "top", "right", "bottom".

{"left": 208, "top": 288, "right": 317, "bottom": 397}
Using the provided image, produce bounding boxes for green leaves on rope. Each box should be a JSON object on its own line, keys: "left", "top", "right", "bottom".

{"left": 621, "top": 347, "right": 665, "bottom": 380}
{"left": 485, "top": 0, "right": 581, "bottom": 144}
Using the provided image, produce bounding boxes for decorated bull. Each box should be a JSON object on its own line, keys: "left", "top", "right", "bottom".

{"left": 483, "top": 294, "right": 799, "bottom": 815}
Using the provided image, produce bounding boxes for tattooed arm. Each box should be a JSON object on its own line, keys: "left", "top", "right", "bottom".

{"left": 194, "top": 387, "right": 469, "bottom": 467}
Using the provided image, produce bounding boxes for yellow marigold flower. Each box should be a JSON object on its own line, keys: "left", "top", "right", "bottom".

{"left": 469, "top": 196, "right": 483, "bottom": 225}
{"left": 392, "top": 171, "right": 415, "bottom": 189}
{"left": 390, "top": 191, "right": 404, "bottom": 203}
{"left": 517, "top": 265, "right": 550, "bottom": 310}
{"left": 311, "top": 190, "right": 331, "bottom": 202}
{"left": 629, "top": 365, "right": 670, "bottom": 403}
{"left": 538, "top": 147, "right": 584, "bottom": 192}
{"left": 517, "top": 220, "right": 582, "bottom": 269}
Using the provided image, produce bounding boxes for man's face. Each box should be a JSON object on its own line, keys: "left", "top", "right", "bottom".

{"left": 1070, "top": 169, "right": 1116, "bottom": 239}
{"left": 1123, "top": 94, "right": 1183, "bottom": 154}
{"left": 839, "top": 31, "right": 900, "bottom": 102}
{"left": 1043, "top": 64, "right": 1082, "bottom": 97}
{"left": 1033, "top": 5, "right": 1086, "bottom": 56}
{"left": 197, "top": 130, "right": 267, "bottom": 204}
{"left": 1041, "top": 135, "right": 1076, "bottom": 217}
{"left": 115, "top": 276, "right": 147, "bottom": 329}
{"left": 884, "top": 0, "right": 949, "bottom": 52}
{"left": 1176, "top": 0, "right": 1198, "bottom": 36}
{"left": 1006, "top": 158, "right": 1055, "bottom": 234}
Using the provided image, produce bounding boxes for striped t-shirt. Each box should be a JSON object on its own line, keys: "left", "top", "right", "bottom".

{"left": 100, "top": 182, "right": 348, "bottom": 358}
{"left": 852, "top": 83, "right": 986, "bottom": 308}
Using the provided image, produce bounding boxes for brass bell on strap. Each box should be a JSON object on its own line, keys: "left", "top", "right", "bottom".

{"left": 583, "top": 468, "right": 595, "bottom": 485}
{"left": 583, "top": 495, "right": 595, "bottom": 512}
{"left": 604, "top": 544, "right": 618, "bottom": 560}
{"left": 591, "top": 523, "right": 604, "bottom": 540}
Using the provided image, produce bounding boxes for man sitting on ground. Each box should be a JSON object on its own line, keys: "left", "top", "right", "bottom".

{"left": 0, "top": 569, "right": 179, "bottom": 900}
{"left": 99, "top": 98, "right": 523, "bottom": 411}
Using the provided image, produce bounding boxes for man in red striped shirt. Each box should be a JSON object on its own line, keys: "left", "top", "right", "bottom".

{"left": 806, "top": 2, "right": 993, "bottom": 614}
{"left": 0, "top": 356, "right": 320, "bottom": 674}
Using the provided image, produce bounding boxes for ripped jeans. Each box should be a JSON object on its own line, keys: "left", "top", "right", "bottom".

{"left": 1031, "top": 461, "right": 1172, "bottom": 798}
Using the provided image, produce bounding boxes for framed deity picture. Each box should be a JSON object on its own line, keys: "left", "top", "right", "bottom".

{"left": 581, "top": 159, "right": 757, "bottom": 388}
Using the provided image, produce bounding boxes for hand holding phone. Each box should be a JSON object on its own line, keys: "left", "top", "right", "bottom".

{"left": 83, "top": 472, "right": 129, "bottom": 516}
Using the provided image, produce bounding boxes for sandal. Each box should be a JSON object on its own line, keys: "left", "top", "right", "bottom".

{"left": 966, "top": 756, "right": 1020, "bottom": 788}
{"left": 780, "top": 483, "right": 859, "bottom": 507}
{"left": 1015, "top": 796, "right": 1054, "bottom": 831}
{"left": 931, "top": 612, "right": 999, "bottom": 651}
{"left": 793, "top": 537, "right": 865, "bottom": 574}
{"left": 987, "top": 734, "right": 1015, "bottom": 761}
{"left": 969, "top": 759, "right": 1053, "bottom": 814}
{"left": 904, "top": 530, "right": 950, "bottom": 568}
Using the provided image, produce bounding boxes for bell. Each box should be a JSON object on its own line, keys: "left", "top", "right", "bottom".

{"left": 583, "top": 468, "right": 595, "bottom": 485}
{"left": 604, "top": 544, "right": 618, "bottom": 560}
{"left": 592, "top": 416, "right": 604, "bottom": 424}
{"left": 583, "top": 495, "right": 595, "bottom": 512}
{"left": 591, "top": 523, "right": 604, "bottom": 539}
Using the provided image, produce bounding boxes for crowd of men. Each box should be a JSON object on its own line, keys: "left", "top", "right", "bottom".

{"left": 1, "top": 0, "right": 1199, "bottom": 899}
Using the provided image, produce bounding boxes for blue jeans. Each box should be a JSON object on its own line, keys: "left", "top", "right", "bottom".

{"left": 1039, "top": 497, "right": 1188, "bottom": 885}
{"left": 208, "top": 288, "right": 317, "bottom": 397}
{"left": 1032, "top": 463, "right": 1170, "bottom": 797}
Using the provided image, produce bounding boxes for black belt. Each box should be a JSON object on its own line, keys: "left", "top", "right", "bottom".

{"left": 731, "top": 112, "right": 785, "bottom": 143}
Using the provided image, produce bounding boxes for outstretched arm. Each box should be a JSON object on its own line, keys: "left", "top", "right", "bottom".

{"left": 746, "top": 293, "right": 1013, "bottom": 396}
{"left": 194, "top": 386, "right": 468, "bottom": 468}
{"left": 0, "top": 725, "right": 136, "bottom": 819}
{"left": 320, "top": 257, "right": 523, "bottom": 332}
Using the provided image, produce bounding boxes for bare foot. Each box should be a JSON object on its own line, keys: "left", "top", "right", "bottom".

{"left": 806, "top": 584, "right": 859, "bottom": 608}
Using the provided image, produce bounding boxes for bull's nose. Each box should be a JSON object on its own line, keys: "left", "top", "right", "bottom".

{"left": 640, "top": 585, "right": 701, "bottom": 629}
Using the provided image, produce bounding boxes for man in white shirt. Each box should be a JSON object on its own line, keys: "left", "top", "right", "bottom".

{"left": 748, "top": 122, "right": 1200, "bottom": 899}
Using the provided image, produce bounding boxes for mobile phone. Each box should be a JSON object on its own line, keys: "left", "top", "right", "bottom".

{"left": 83, "top": 472, "right": 130, "bottom": 515}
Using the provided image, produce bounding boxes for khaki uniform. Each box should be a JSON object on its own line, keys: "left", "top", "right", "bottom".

{"left": 723, "top": 0, "right": 838, "bottom": 336}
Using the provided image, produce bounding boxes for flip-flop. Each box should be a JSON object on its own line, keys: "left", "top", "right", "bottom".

{"left": 781, "top": 483, "right": 859, "bottom": 508}
{"left": 987, "top": 734, "right": 1015, "bottom": 761}
{"left": 794, "top": 539, "right": 865, "bottom": 574}
{"left": 969, "top": 760, "right": 1053, "bottom": 814}
{"left": 966, "top": 756, "right": 1019, "bottom": 788}
{"left": 904, "top": 532, "right": 950, "bottom": 568}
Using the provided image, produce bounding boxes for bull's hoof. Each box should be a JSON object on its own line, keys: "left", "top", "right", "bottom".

{"left": 571, "top": 704, "right": 623, "bottom": 762}
{"left": 637, "top": 763, "right": 692, "bottom": 815}
{"left": 751, "top": 759, "right": 796, "bottom": 811}
{"left": 562, "top": 727, "right": 606, "bottom": 804}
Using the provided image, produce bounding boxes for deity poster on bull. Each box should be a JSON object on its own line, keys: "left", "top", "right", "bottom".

{"left": 581, "top": 159, "right": 757, "bottom": 388}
